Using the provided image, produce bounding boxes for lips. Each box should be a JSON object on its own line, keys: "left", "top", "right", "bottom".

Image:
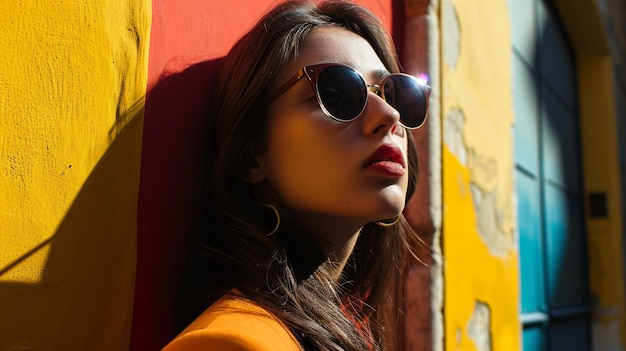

{"left": 363, "top": 143, "right": 406, "bottom": 176}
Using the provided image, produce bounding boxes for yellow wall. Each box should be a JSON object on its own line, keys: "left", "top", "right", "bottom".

{"left": 555, "top": 0, "right": 626, "bottom": 347}
{"left": 441, "top": 0, "right": 521, "bottom": 349}
{"left": 0, "top": 1, "right": 150, "bottom": 349}
{"left": 578, "top": 56, "right": 626, "bottom": 349}
{"left": 441, "top": 0, "right": 626, "bottom": 349}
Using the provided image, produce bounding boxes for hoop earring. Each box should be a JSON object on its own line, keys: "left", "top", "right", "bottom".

{"left": 259, "top": 203, "right": 280, "bottom": 236}
{"left": 374, "top": 216, "right": 400, "bottom": 227}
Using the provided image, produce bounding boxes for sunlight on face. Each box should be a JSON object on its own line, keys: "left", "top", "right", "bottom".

{"left": 254, "top": 27, "right": 409, "bottom": 240}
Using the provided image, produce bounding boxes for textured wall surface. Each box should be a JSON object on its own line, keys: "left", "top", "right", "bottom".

{"left": 131, "top": 1, "right": 401, "bottom": 349}
{"left": 0, "top": 0, "right": 150, "bottom": 349}
{"left": 0, "top": 0, "right": 435, "bottom": 349}
{"left": 441, "top": 0, "right": 521, "bottom": 349}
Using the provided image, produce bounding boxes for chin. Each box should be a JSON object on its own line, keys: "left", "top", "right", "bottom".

{"left": 377, "top": 201, "right": 406, "bottom": 220}
{"left": 379, "top": 190, "right": 407, "bottom": 214}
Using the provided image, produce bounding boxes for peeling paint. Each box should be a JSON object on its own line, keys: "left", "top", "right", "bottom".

{"left": 467, "top": 301, "right": 492, "bottom": 351}
{"left": 443, "top": 148, "right": 520, "bottom": 351}
{"left": 471, "top": 184, "right": 511, "bottom": 257}
{"left": 444, "top": 108, "right": 467, "bottom": 165}
{"left": 468, "top": 148, "right": 498, "bottom": 186}
{"left": 442, "top": 0, "right": 519, "bottom": 349}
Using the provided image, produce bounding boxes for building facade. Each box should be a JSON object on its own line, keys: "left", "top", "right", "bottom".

{"left": 440, "top": 0, "right": 626, "bottom": 350}
{"left": 1, "top": 0, "right": 625, "bottom": 350}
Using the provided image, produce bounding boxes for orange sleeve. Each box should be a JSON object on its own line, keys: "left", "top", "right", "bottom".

{"left": 162, "top": 294, "right": 302, "bottom": 351}
{"left": 162, "top": 328, "right": 289, "bottom": 351}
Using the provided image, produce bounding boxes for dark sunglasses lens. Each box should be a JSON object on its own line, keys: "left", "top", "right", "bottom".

{"left": 317, "top": 66, "right": 367, "bottom": 121}
{"left": 383, "top": 75, "right": 429, "bottom": 129}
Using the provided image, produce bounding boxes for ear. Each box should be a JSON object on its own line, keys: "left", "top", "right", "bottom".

{"left": 243, "top": 156, "right": 266, "bottom": 184}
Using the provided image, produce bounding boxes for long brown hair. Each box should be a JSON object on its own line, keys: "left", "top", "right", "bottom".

{"left": 183, "top": 1, "right": 420, "bottom": 350}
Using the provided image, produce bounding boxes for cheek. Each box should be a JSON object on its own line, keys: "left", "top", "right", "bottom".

{"left": 264, "top": 102, "right": 342, "bottom": 177}
{"left": 262, "top": 114, "right": 321, "bottom": 187}
{"left": 261, "top": 113, "right": 353, "bottom": 212}
{"left": 264, "top": 132, "right": 335, "bottom": 191}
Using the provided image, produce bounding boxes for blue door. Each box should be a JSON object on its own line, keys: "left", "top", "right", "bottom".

{"left": 511, "top": 0, "right": 591, "bottom": 350}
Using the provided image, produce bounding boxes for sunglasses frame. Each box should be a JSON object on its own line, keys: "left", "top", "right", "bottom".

{"left": 268, "top": 62, "right": 430, "bottom": 129}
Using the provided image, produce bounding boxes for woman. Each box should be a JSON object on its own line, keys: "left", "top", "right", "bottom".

{"left": 164, "top": 0, "right": 429, "bottom": 350}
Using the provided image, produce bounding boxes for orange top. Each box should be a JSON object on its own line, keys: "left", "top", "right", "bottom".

{"left": 162, "top": 293, "right": 302, "bottom": 351}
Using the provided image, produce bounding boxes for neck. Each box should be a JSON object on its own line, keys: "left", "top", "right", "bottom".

{"left": 322, "top": 234, "right": 360, "bottom": 282}
{"left": 293, "top": 213, "right": 365, "bottom": 282}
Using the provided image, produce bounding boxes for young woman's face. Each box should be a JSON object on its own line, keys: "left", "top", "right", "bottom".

{"left": 252, "top": 26, "right": 409, "bottom": 238}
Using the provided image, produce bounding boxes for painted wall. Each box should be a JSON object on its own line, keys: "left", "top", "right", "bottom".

{"left": 131, "top": 1, "right": 283, "bottom": 349}
{"left": 0, "top": 0, "right": 150, "bottom": 349}
{"left": 1, "top": 0, "right": 430, "bottom": 350}
{"left": 440, "top": 0, "right": 626, "bottom": 350}
{"left": 131, "top": 1, "right": 415, "bottom": 349}
{"left": 441, "top": 0, "right": 521, "bottom": 349}
{"left": 555, "top": 0, "right": 626, "bottom": 348}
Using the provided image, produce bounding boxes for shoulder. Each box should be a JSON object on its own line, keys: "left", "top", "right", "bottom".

{"left": 162, "top": 293, "right": 302, "bottom": 351}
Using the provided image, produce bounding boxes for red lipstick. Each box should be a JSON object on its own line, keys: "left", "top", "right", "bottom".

{"left": 363, "top": 143, "right": 406, "bottom": 176}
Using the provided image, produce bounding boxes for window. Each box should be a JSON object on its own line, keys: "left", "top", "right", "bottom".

{"left": 511, "top": 0, "right": 591, "bottom": 349}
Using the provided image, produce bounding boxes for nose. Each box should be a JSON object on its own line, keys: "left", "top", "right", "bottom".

{"left": 360, "top": 92, "right": 402, "bottom": 136}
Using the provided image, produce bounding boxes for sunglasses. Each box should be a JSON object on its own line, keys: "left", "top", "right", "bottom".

{"left": 268, "top": 63, "right": 430, "bottom": 129}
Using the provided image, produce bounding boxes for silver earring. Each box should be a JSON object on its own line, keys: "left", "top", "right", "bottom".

{"left": 259, "top": 203, "right": 280, "bottom": 236}
{"left": 374, "top": 216, "right": 400, "bottom": 227}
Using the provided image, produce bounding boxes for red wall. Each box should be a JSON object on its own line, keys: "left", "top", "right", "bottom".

{"left": 131, "top": 1, "right": 417, "bottom": 350}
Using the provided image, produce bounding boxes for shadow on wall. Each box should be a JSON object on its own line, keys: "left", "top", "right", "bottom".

{"left": 130, "top": 55, "right": 436, "bottom": 351}
{"left": 131, "top": 58, "right": 224, "bottom": 351}
{"left": 0, "top": 58, "right": 224, "bottom": 350}
{"left": 0, "top": 100, "right": 144, "bottom": 350}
